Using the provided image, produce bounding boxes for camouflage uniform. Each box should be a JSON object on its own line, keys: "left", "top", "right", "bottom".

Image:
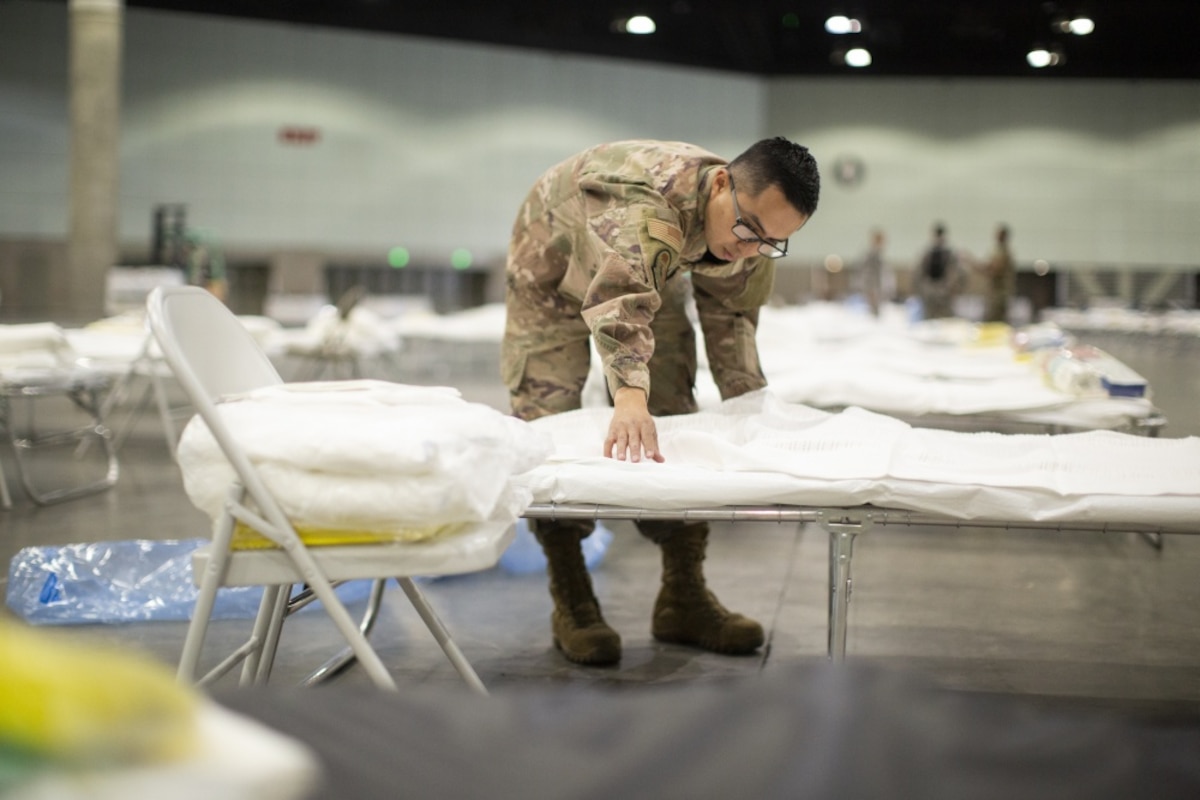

{"left": 982, "top": 240, "right": 1015, "bottom": 324}
{"left": 504, "top": 140, "right": 778, "bottom": 664}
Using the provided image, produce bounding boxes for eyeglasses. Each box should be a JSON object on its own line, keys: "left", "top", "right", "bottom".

{"left": 729, "top": 176, "right": 788, "bottom": 259}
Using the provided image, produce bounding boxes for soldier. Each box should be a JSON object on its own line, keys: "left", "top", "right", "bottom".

{"left": 914, "top": 223, "right": 964, "bottom": 320}
{"left": 502, "top": 138, "right": 820, "bottom": 665}
{"left": 980, "top": 224, "right": 1015, "bottom": 324}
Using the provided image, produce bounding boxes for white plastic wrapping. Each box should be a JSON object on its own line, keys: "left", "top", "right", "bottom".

{"left": 177, "top": 380, "right": 551, "bottom": 537}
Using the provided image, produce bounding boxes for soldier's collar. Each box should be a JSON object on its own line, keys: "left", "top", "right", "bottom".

{"left": 696, "top": 164, "right": 721, "bottom": 221}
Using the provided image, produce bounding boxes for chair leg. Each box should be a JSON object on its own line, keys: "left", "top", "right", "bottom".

{"left": 397, "top": 577, "right": 488, "bottom": 696}
{"left": 178, "top": 550, "right": 230, "bottom": 684}
{"left": 253, "top": 585, "right": 292, "bottom": 685}
{"left": 241, "top": 584, "right": 287, "bottom": 687}
{"left": 274, "top": 544, "right": 398, "bottom": 691}
{"left": 180, "top": 486, "right": 239, "bottom": 686}
{"left": 301, "top": 578, "right": 388, "bottom": 687}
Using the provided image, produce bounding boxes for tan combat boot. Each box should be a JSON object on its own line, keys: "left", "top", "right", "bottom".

{"left": 534, "top": 522, "right": 621, "bottom": 666}
{"left": 646, "top": 522, "right": 764, "bottom": 654}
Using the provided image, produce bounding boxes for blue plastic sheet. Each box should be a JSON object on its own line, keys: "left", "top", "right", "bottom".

{"left": 498, "top": 519, "right": 613, "bottom": 575}
{"left": 6, "top": 524, "right": 614, "bottom": 624}
{"left": 5, "top": 539, "right": 370, "bottom": 626}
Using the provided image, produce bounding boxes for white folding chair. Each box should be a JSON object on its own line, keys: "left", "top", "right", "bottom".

{"left": 147, "top": 285, "right": 513, "bottom": 694}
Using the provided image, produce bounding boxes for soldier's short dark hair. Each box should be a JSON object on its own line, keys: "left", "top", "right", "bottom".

{"left": 728, "top": 137, "right": 820, "bottom": 217}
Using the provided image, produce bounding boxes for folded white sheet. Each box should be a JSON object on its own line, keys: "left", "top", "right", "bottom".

{"left": 521, "top": 390, "right": 1200, "bottom": 529}
{"left": 177, "top": 380, "right": 551, "bottom": 536}
{"left": 0, "top": 322, "right": 76, "bottom": 371}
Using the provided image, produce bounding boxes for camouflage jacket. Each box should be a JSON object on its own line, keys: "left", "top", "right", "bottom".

{"left": 503, "top": 140, "right": 773, "bottom": 400}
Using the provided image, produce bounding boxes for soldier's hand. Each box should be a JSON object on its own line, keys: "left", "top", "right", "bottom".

{"left": 605, "top": 387, "right": 665, "bottom": 463}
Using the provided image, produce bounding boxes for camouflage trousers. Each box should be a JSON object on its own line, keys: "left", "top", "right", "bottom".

{"left": 505, "top": 275, "right": 706, "bottom": 545}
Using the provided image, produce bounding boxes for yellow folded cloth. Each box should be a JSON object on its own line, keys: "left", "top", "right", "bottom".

{"left": 0, "top": 617, "right": 198, "bottom": 768}
{"left": 230, "top": 519, "right": 464, "bottom": 549}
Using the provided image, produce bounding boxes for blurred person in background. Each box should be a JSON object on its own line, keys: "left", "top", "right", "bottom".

{"left": 857, "top": 227, "right": 888, "bottom": 317}
{"left": 914, "top": 222, "right": 964, "bottom": 320}
{"left": 979, "top": 224, "right": 1015, "bottom": 324}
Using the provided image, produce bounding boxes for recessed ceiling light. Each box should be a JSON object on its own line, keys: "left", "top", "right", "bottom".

{"left": 845, "top": 47, "right": 872, "bottom": 67}
{"left": 825, "top": 15, "right": 862, "bottom": 35}
{"left": 1067, "top": 16, "right": 1094, "bottom": 35}
{"left": 1026, "top": 47, "right": 1064, "bottom": 68}
{"left": 1054, "top": 15, "right": 1095, "bottom": 35}
{"left": 625, "top": 15, "right": 656, "bottom": 34}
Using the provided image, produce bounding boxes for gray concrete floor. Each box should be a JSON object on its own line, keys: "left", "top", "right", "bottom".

{"left": 2, "top": 330, "right": 1199, "bottom": 721}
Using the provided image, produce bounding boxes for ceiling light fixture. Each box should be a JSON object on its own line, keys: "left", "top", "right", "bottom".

{"left": 825, "top": 15, "right": 862, "bottom": 35}
{"left": 1026, "top": 46, "right": 1064, "bottom": 68}
{"left": 624, "top": 15, "right": 656, "bottom": 34}
{"left": 1053, "top": 15, "right": 1095, "bottom": 35}
{"left": 1066, "top": 16, "right": 1094, "bottom": 35}
{"left": 845, "top": 47, "right": 872, "bottom": 67}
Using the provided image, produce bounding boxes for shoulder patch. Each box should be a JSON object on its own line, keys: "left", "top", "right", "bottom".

{"left": 645, "top": 218, "right": 684, "bottom": 252}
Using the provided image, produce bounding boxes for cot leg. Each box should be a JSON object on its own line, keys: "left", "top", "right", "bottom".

{"left": 827, "top": 529, "right": 857, "bottom": 662}
{"left": 150, "top": 367, "right": 180, "bottom": 456}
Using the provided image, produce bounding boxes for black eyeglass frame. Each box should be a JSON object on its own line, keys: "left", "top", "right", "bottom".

{"left": 729, "top": 175, "right": 788, "bottom": 259}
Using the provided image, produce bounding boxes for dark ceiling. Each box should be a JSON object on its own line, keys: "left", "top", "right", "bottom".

{"left": 121, "top": 0, "right": 1198, "bottom": 79}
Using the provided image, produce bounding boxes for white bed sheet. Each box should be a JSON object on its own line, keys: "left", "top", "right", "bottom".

{"left": 521, "top": 390, "right": 1200, "bottom": 530}
{"left": 368, "top": 300, "right": 1154, "bottom": 428}
{"left": 753, "top": 306, "right": 1156, "bottom": 426}
{"left": 578, "top": 303, "right": 1157, "bottom": 429}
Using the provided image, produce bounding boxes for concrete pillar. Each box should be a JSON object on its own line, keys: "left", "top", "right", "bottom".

{"left": 66, "top": 0, "right": 123, "bottom": 323}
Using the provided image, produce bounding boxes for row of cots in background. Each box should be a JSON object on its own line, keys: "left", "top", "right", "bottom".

{"left": 1, "top": 298, "right": 1186, "bottom": 423}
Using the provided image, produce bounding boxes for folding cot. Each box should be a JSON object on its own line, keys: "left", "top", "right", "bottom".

{"left": 516, "top": 392, "right": 1200, "bottom": 660}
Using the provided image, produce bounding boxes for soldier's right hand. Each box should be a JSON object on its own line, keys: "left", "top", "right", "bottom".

{"left": 604, "top": 387, "right": 665, "bottom": 463}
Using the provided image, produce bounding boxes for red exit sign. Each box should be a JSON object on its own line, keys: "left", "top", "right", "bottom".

{"left": 278, "top": 126, "right": 320, "bottom": 145}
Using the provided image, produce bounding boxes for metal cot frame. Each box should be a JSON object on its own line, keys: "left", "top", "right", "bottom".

{"left": 522, "top": 502, "right": 1187, "bottom": 661}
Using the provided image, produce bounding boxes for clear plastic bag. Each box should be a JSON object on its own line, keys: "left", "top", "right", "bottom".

{"left": 5, "top": 539, "right": 373, "bottom": 625}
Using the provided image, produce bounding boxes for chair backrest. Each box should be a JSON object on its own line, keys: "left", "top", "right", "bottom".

{"left": 147, "top": 286, "right": 282, "bottom": 400}
{"left": 147, "top": 285, "right": 293, "bottom": 532}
